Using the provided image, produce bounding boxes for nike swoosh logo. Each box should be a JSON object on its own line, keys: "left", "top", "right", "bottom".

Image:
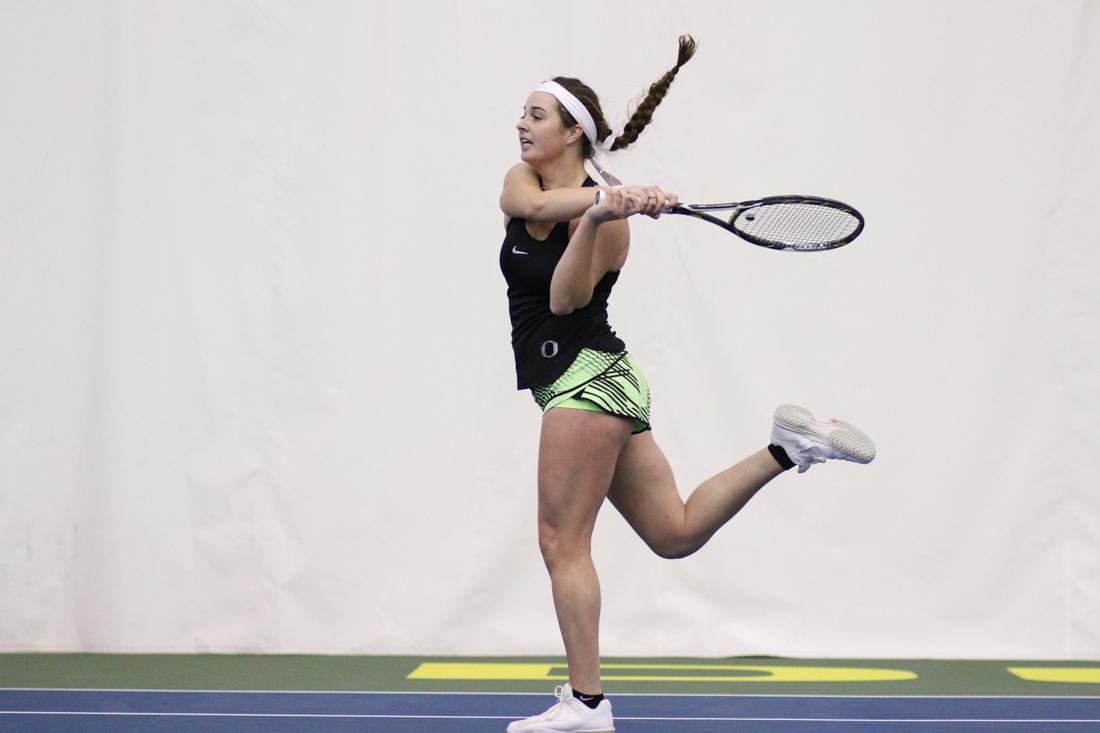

{"left": 512, "top": 246, "right": 528, "bottom": 255}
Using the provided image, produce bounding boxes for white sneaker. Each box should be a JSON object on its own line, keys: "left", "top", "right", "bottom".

{"left": 772, "top": 404, "right": 876, "bottom": 473}
{"left": 506, "top": 683, "right": 614, "bottom": 733}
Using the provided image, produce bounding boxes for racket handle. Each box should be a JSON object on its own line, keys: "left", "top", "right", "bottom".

{"left": 594, "top": 187, "right": 676, "bottom": 213}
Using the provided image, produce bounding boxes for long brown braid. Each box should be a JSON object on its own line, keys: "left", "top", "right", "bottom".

{"left": 551, "top": 35, "right": 697, "bottom": 159}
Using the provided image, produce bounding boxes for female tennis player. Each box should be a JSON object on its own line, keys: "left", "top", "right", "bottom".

{"left": 498, "top": 36, "right": 875, "bottom": 733}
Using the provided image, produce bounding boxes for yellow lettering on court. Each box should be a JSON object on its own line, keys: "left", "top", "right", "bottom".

{"left": 408, "top": 662, "right": 916, "bottom": 683}
{"left": 1008, "top": 667, "right": 1100, "bottom": 684}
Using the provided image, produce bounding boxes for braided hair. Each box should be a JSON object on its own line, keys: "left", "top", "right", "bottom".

{"left": 551, "top": 35, "right": 697, "bottom": 159}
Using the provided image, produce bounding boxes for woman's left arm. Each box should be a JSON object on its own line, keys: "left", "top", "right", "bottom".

{"left": 549, "top": 210, "right": 628, "bottom": 316}
{"left": 550, "top": 185, "right": 670, "bottom": 315}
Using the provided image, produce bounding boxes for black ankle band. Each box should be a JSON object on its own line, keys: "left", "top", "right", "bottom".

{"left": 768, "top": 443, "right": 795, "bottom": 471}
{"left": 572, "top": 689, "right": 604, "bottom": 709}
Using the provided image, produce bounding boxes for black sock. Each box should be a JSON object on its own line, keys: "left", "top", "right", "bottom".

{"left": 572, "top": 689, "right": 604, "bottom": 709}
{"left": 768, "top": 443, "right": 795, "bottom": 471}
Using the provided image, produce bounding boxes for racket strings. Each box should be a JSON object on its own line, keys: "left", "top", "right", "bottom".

{"left": 733, "top": 203, "right": 860, "bottom": 249}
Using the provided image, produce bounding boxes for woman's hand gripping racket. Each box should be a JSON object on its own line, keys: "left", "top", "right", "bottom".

{"left": 593, "top": 189, "right": 864, "bottom": 252}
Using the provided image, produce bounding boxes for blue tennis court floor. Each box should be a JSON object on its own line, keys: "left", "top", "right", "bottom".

{"left": 3, "top": 689, "right": 1099, "bottom": 732}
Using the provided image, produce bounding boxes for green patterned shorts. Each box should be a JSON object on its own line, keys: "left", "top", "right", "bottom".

{"left": 531, "top": 348, "right": 651, "bottom": 434}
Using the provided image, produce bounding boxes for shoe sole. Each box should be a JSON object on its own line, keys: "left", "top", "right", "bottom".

{"left": 774, "top": 404, "right": 876, "bottom": 463}
{"left": 507, "top": 717, "right": 614, "bottom": 733}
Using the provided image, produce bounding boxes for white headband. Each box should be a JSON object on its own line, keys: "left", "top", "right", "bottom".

{"left": 535, "top": 80, "right": 618, "bottom": 153}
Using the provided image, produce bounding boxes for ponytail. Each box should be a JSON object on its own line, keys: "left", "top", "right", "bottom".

{"left": 610, "top": 35, "right": 696, "bottom": 151}
{"left": 549, "top": 35, "right": 696, "bottom": 161}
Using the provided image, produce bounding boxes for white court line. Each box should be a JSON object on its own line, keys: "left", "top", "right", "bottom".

{"left": 1, "top": 711, "right": 1099, "bottom": 724}
{"left": 3, "top": 688, "right": 1099, "bottom": 699}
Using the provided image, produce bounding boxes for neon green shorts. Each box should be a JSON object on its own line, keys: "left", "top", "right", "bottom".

{"left": 531, "top": 348, "right": 652, "bottom": 434}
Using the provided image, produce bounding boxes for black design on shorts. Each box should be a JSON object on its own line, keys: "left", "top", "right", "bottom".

{"left": 531, "top": 350, "right": 650, "bottom": 430}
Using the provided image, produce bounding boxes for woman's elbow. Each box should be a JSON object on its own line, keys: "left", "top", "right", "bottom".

{"left": 549, "top": 293, "right": 591, "bottom": 316}
{"left": 500, "top": 194, "right": 541, "bottom": 221}
{"left": 549, "top": 299, "right": 574, "bottom": 316}
{"left": 523, "top": 197, "right": 547, "bottom": 221}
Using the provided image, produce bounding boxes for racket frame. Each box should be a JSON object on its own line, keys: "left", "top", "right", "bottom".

{"left": 669, "top": 195, "right": 865, "bottom": 251}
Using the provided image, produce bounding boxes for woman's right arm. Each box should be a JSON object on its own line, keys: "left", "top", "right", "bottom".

{"left": 499, "top": 163, "right": 604, "bottom": 222}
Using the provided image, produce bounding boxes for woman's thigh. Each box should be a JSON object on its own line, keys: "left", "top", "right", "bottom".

{"left": 605, "top": 430, "right": 688, "bottom": 556}
{"left": 538, "top": 407, "right": 634, "bottom": 551}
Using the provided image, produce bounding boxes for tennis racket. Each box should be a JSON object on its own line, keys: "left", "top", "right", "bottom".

{"left": 594, "top": 190, "right": 864, "bottom": 252}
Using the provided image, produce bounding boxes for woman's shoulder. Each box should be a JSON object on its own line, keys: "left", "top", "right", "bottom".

{"left": 503, "top": 162, "right": 539, "bottom": 184}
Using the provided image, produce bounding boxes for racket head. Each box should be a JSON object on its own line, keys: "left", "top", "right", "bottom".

{"left": 677, "top": 195, "right": 865, "bottom": 251}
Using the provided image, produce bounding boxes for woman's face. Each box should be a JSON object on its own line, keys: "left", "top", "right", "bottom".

{"left": 517, "top": 91, "right": 580, "bottom": 164}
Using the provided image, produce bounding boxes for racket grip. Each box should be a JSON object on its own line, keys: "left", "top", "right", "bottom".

{"left": 594, "top": 188, "right": 678, "bottom": 213}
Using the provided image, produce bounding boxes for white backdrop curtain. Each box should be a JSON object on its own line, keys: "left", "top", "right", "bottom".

{"left": 1, "top": 0, "right": 1098, "bottom": 657}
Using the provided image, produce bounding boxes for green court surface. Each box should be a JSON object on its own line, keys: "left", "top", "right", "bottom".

{"left": 2, "top": 655, "right": 1098, "bottom": 696}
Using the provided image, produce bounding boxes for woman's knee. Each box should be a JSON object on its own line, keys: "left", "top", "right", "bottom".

{"left": 538, "top": 522, "right": 591, "bottom": 569}
{"left": 649, "top": 529, "right": 705, "bottom": 560}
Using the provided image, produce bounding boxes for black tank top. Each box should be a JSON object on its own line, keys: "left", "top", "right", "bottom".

{"left": 499, "top": 180, "right": 626, "bottom": 390}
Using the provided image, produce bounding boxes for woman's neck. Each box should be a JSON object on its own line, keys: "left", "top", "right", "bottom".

{"left": 535, "top": 156, "right": 587, "bottom": 191}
